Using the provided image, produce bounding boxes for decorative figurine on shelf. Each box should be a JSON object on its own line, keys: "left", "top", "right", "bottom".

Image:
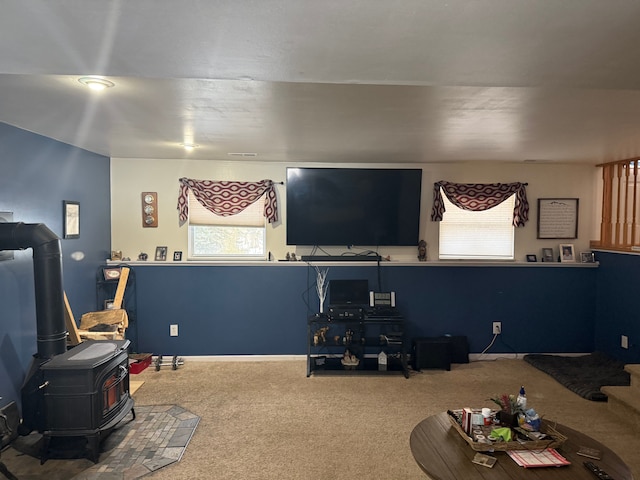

{"left": 138, "top": 252, "right": 148, "bottom": 261}
{"left": 345, "top": 329, "right": 354, "bottom": 345}
{"left": 341, "top": 349, "right": 359, "bottom": 368}
{"left": 313, "top": 326, "right": 330, "bottom": 346}
{"left": 285, "top": 252, "right": 291, "bottom": 261}
{"left": 418, "top": 240, "right": 427, "bottom": 261}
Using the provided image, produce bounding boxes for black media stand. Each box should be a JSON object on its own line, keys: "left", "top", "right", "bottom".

{"left": 307, "top": 313, "right": 409, "bottom": 378}
{"left": 301, "top": 255, "right": 381, "bottom": 262}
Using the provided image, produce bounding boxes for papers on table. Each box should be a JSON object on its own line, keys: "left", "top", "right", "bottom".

{"left": 507, "top": 448, "right": 571, "bottom": 468}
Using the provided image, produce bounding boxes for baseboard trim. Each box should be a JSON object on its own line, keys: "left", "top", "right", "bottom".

{"left": 470, "top": 352, "right": 590, "bottom": 362}
{"left": 163, "top": 352, "right": 589, "bottom": 363}
{"left": 176, "top": 355, "right": 307, "bottom": 362}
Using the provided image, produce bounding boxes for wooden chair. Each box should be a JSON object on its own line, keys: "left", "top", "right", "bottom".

{"left": 64, "top": 267, "right": 130, "bottom": 345}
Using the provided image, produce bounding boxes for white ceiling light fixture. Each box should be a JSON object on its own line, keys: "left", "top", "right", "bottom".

{"left": 78, "top": 76, "right": 115, "bottom": 91}
{"left": 181, "top": 143, "right": 198, "bottom": 151}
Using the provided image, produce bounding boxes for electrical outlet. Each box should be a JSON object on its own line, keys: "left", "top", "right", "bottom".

{"left": 621, "top": 335, "right": 629, "bottom": 349}
{"left": 492, "top": 322, "right": 502, "bottom": 335}
{"left": 170, "top": 324, "right": 178, "bottom": 337}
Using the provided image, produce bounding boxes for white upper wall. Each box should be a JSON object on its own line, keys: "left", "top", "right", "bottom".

{"left": 110, "top": 158, "right": 597, "bottom": 262}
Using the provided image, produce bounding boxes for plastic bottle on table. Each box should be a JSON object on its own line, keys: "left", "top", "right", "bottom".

{"left": 517, "top": 386, "right": 527, "bottom": 410}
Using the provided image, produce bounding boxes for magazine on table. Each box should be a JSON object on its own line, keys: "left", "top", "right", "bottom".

{"left": 507, "top": 448, "right": 571, "bottom": 468}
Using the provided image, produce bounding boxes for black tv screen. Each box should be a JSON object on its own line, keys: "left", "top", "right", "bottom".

{"left": 329, "top": 280, "right": 369, "bottom": 306}
{"left": 286, "top": 167, "right": 422, "bottom": 246}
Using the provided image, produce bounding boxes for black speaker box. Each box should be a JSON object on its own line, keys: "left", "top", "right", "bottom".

{"left": 411, "top": 337, "right": 452, "bottom": 371}
{"left": 447, "top": 335, "right": 470, "bottom": 364}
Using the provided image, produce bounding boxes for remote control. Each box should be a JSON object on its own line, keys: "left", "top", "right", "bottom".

{"left": 584, "top": 461, "right": 614, "bottom": 480}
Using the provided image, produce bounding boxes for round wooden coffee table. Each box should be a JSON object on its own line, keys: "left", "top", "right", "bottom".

{"left": 410, "top": 412, "right": 634, "bottom": 479}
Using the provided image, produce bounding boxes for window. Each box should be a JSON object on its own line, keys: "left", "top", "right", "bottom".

{"left": 438, "top": 191, "right": 515, "bottom": 260}
{"left": 188, "top": 190, "right": 266, "bottom": 259}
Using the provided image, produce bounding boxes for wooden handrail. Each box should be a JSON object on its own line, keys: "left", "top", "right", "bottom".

{"left": 594, "top": 158, "right": 640, "bottom": 251}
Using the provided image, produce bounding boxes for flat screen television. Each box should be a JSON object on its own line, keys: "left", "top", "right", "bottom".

{"left": 286, "top": 167, "right": 422, "bottom": 246}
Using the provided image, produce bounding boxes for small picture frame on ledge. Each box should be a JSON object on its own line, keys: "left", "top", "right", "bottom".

{"left": 560, "top": 244, "right": 575, "bottom": 262}
{"left": 155, "top": 246, "right": 168, "bottom": 261}
{"left": 173, "top": 251, "right": 183, "bottom": 261}
{"left": 526, "top": 254, "right": 537, "bottom": 262}
{"left": 580, "top": 252, "right": 595, "bottom": 263}
{"left": 541, "top": 248, "right": 554, "bottom": 263}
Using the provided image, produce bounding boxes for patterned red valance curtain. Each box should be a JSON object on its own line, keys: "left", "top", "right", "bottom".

{"left": 177, "top": 178, "right": 278, "bottom": 227}
{"left": 430, "top": 180, "right": 529, "bottom": 227}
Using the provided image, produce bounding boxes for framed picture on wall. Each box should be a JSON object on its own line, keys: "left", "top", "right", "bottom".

{"left": 537, "top": 198, "right": 579, "bottom": 239}
{"left": 560, "top": 244, "right": 575, "bottom": 262}
{"left": 63, "top": 200, "right": 80, "bottom": 239}
{"left": 526, "top": 254, "right": 537, "bottom": 262}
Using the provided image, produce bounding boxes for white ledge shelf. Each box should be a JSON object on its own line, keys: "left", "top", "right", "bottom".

{"left": 107, "top": 260, "right": 599, "bottom": 267}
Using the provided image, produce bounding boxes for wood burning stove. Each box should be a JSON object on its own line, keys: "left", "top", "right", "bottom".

{"left": 0, "top": 223, "right": 135, "bottom": 463}
{"left": 39, "top": 340, "right": 135, "bottom": 463}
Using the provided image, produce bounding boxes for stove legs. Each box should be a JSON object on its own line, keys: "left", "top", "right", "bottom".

{"left": 40, "top": 433, "right": 100, "bottom": 464}
{"left": 87, "top": 434, "right": 100, "bottom": 464}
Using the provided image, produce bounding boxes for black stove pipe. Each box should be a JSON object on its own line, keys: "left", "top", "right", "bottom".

{"left": 0, "top": 222, "right": 67, "bottom": 359}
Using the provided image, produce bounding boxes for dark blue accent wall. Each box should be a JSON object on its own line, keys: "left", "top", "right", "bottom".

{"left": 133, "top": 263, "right": 597, "bottom": 357}
{"left": 3, "top": 120, "right": 640, "bottom": 418}
{"left": 595, "top": 251, "right": 640, "bottom": 363}
{"left": 0, "top": 123, "right": 110, "bottom": 409}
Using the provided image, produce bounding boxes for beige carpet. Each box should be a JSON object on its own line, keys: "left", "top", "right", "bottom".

{"left": 131, "top": 358, "right": 640, "bottom": 480}
{"left": 3, "top": 358, "right": 640, "bottom": 479}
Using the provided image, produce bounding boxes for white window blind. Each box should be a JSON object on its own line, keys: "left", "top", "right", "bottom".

{"left": 438, "top": 191, "right": 515, "bottom": 260}
{"left": 188, "top": 190, "right": 266, "bottom": 258}
{"left": 188, "top": 190, "right": 265, "bottom": 226}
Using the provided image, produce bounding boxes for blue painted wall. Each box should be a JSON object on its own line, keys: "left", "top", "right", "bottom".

{"left": 0, "top": 122, "right": 110, "bottom": 408}
{"left": 133, "top": 263, "right": 597, "bottom": 357}
{"left": 3, "top": 120, "right": 640, "bottom": 418}
{"left": 595, "top": 251, "right": 640, "bottom": 363}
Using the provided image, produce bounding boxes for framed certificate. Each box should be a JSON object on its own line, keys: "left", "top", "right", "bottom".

{"left": 537, "top": 198, "right": 579, "bottom": 239}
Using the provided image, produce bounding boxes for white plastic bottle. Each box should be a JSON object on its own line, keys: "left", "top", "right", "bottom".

{"left": 517, "top": 386, "right": 527, "bottom": 410}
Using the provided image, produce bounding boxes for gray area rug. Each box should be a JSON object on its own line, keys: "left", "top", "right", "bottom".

{"left": 6, "top": 405, "right": 199, "bottom": 480}
{"left": 523, "top": 352, "right": 630, "bottom": 401}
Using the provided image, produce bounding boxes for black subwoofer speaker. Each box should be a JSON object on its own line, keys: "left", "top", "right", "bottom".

{"left": 447, "top": 335, "right": 470, "bottom": 364}
{"left": 412, "top": 337, "right": 452, "bottom": 371}
{"left": 411, "top": 335, "right": 469, "bottom": 371}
